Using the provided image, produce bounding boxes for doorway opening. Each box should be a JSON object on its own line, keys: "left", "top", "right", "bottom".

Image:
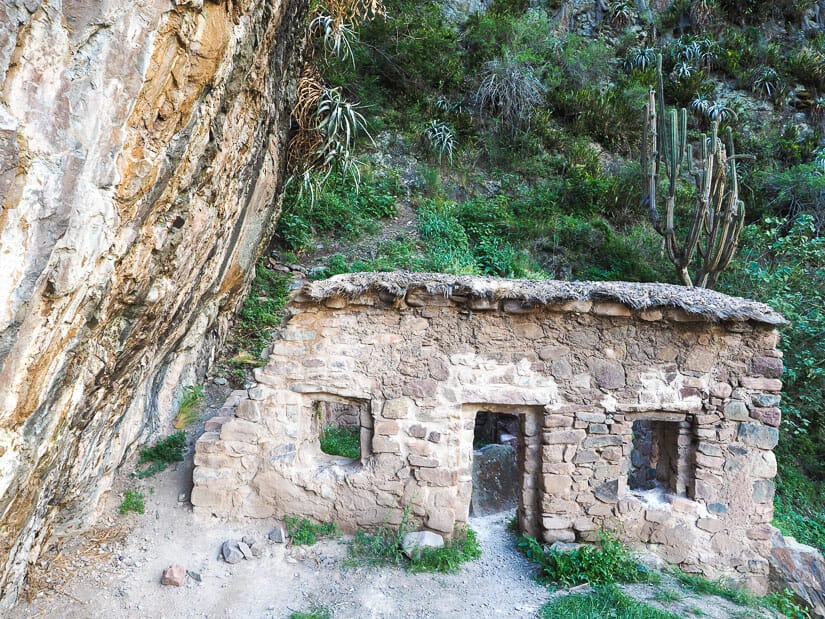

{"left": 466, "top": 406, "right": 543, "bottom": 537}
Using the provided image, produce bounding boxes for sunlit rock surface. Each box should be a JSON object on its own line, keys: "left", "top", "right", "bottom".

{"left": 0, "top": 0, "right": 308, "bottom": 607}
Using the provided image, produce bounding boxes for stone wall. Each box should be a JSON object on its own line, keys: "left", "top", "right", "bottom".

{"left": 0, "top": 0, "right": 308, "bottom": 608}
{"left": 192, "top": 275, "right": 784, "bottom": 593}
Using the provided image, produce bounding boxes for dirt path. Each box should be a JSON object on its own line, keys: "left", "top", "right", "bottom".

{"left": 10, "top": 435, "right": 550, "bottom": 619}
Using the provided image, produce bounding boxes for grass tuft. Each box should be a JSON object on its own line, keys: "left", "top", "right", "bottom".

{"left": 540, "top": 584, "right": 680, "bottom": 619}
{"left": 284, "top": 516, "right": 338, "bottom": 545}
{"left": 119, "top": 490, "right": 145, "bottom": 515}
{"left": 671, "top": 568, "right": 759, "bottom": 607}
{"left": 407, "top": 527, "right": 481, "bottom": 573}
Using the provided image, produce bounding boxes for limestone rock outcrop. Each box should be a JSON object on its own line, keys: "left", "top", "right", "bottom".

{"left": 0, "top": 0, "right": 308, "bottom": 608}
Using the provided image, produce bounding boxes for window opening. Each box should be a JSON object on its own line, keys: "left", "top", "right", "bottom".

{"left": 628, "top": 418, "right": 695, "bottom": 497}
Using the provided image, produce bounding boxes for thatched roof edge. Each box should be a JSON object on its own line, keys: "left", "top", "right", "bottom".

{"left": 301, "top": 272, "right": 786, "bottom": 326}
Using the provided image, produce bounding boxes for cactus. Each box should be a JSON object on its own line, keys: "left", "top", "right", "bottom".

{"left": 641, "top": 55, "right": 745, "bottom": 289}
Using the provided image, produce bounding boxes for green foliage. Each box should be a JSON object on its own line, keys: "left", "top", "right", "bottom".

{"left": 356, "top": 0, "right": 465, "bottom": 96}
{"left": 540, "top": 584, "right": 679, "bottom": 619}
{"left": 288, "top": 605, "right": 332, "bottom": 619}
{"left": 653, "top": 588, "right": 682, "bottom": 603}
{"left": 766, "top": 588, "right": 812, "bottom": 619}
{"left": 233, "top": 261, "right": 292, "bottom": 361}
{"left": 421, "top": 120, "right": 457, "bottom": 165}
{"left": 772, "top": 453, "right": 825, "bottom": 551}
{"left": 518, "top": 532, "right": 656, "bottom": 587}
{"left": 175, "top": 385, "right": 205, "bottom": 430}
{"left": 762, "top": 163, "right": 825, "bottom": 229}
{"left": 671, "top": 568, "right": 759, "bottom": 607}
{"left": 136, "top": 431, "right": 186, "bottom": 479}
{"left": 278, "top": 169, "right": 399, "bottom": 252}
{"left": 348, "top": 516, "right": 480, "bottom": 574}
{"left": 284, "top": 516, "right": 338, "bottom": 545}
{"left": 119, "top": 490, "right": 146, "bottom": 515}
{"left": 320, "top": 425, "right": 361, "bottom": 459}
{"left": 407, "top": 527, "right": 482, "bottom": 573}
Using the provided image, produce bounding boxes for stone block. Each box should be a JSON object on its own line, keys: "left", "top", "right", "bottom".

{"left": 374, "top": 421, "right": 400, "bottom": 436}
{"left": 383, "top": 397, "right": 415, "bottom": 419}
{"left": 683, "top": 348, "right": 716, "bottom": 373}
{"left": 723, "top": 400, "right": 750, "bottom": 422}
{"left": 161, "top": 564, "right": 186, "bottom": 586}
{"left": 426, "top": 508, "right": 455, "bottom": 533}
{"left": 751, "top": 356, "right": 784, "bottom": 378}
{"left": 543, "top": 429, "right": 586, "bottom": 445}
{"left": 416, "top": 468, "right": 458, "bottom": 486}
{"left": 542, "top": 516, "right": 573, "bottom": 529}
{"left": 696, "top": 517, "right": 725, "bottom": 533}
{"left": 589, "top": 359, "right": 626, "bottom": 389}
{"left": 582, "top": 435, "right": 623, "bottom": 449}
{"left": 543, "top": 474, "right": 573, "bottom": 495}
{"left": 592, "top": 302, "right": 632, "bottom": 317}
{"left": 576, "top": 411, "right": 607, "bottom": 423}
{"left": 544, "top": 414, "right": 574, "bottom": 428}
{"left": 408, "top": 455, "right": 439, "bottom": 468}
{"left": 753, "top": 480, "right": 775, "bottom": 504}
{"left": 739, "top": 377, "right": 782, "bottom": 391}
{"left": 427, "top": 431, "right": 441, "bottom": 443}
{"left": 589, "top": 423, "right": 609, "bottom": 434}
{"left": 220, "top": 419, "right": 262, "bottom": 444}
{"left": 738, "top": 423, "right": 779, "bottom": 450}
{"left": 204, "top": 416, "right": 232, "bottom": 432}
{"left": 752, "top": 451, "right": 777, "bottom": 478}
{"left": 402, "top": 378, "right": 438, "bottom": 400}
{"left": 594, "top": 479, "right": 620, "bottom": 504}
{"left": 750, "top": 407, "right": 781, "bottom": 428}
{"left": 542, "top": 528, "right": 576, "bottom": 543}
{"left": 573, "top": 449, "right": 598, "bottom": 464}
{"left": 710, "top": 382, "right": 733, "bottom": 398}
{"left": 752, "top": 393, "right": 781, "bottom": 407}
{"left": 639, "top": 309, "right": 663, "bottom": 321}
{"left": 372, "top": 437, "right": 401, "bottom": 453}
{"left": 235, "top": 400, "right": 261, "bottom": 422}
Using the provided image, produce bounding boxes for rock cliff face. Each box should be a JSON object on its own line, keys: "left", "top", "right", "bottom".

{"left": 0, "top": 0, "right": 308, "bottom": 608}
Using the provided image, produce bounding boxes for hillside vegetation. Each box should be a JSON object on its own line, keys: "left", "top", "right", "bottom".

{"left": 272, "top": 0, "right": 825, "bottom": 555}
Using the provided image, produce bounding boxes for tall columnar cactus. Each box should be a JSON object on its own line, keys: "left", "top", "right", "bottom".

{"left": 642, "top": 55, "right": 745, "bottom": 289}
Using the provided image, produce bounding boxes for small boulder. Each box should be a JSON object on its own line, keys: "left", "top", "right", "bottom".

{"left": 268, "top": 526, "right": 286, "bottom": 543}
{"left": 401, "top": 531, "right": 444, "bottom": 560}
{"left": 222, "top": 540, "right": 244, "bottom": 564}
{"left": 238, "top": 541, "right": 254, "bottom": 560}
{"left": 161, "top": 564, "right": 186, "bottom": 586}
{"left": 770, "top": 531, "right": 825, "bottom": 617}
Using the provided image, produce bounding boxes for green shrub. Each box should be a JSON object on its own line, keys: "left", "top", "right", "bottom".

{"left": 119, "top": 490, "right": 146, "bottom": 515}
{"left": 766, "top": 588, "right": 813, "bottom": 619}
{"left": 518, "top": 531, "right": 655, "bottom": 587}
{"left": 540, "top": 584, "right": 679, "bottom": 619}
{"left": 320, "top": 425, "right": 361, "bottom": 459}
{"left": 408, "top": 527, "right": 481, "bottom": 573}
{"left": 136, "top": 431, "right": 186, "bottom": 479}
{"left": 233, "top": 261, "right": 292, "bottom": 360}
{"left": 284, "top": 516, "right": 338, "bottom": 545}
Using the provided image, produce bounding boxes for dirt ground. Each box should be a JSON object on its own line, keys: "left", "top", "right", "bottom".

{"left": 9, "top": 389, "right": 550, "bottom": 619}
{"left": 10, "top": 381, "right": 775, "bottom": 619}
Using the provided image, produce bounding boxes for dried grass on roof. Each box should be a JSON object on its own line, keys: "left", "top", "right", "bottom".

{"left": 303, "top": 272, "right": 785, "bottom": 325}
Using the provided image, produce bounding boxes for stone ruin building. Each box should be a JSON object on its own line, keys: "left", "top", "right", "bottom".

{"left": 191, "top": 272, "right": 786, "bottom": 593}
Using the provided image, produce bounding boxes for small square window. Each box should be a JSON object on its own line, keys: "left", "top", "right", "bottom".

{"left": 628, "top": 418, "right": 695, "bottom": 497}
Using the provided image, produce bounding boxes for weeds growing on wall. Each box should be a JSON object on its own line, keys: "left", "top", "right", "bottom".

{"left": 284, "top": 516, "right": 339, "bottom": 545}
{"left": 135, "top": 431, "right": 186, "bottom": 479}
{"left": 119, "top": 490, "right": 146, "bottom": 515}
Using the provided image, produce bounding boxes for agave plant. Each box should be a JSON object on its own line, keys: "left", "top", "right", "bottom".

{"left": 422, "top": 120, "right": 457, "bottom": 165}
{"left": 624, "top": 46, "right": 658, "bottom": 73}
{"left": 609, "top": 0, "right": 635, "bottom": 26}
{"left": 749, "top": 66, "right": 783, "bottom": 101}
{"left": 310, "top": 14, "right": 357, "bottom": 63}
{"left": 474, "top": 57, "right": 546, "bottom": 135}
